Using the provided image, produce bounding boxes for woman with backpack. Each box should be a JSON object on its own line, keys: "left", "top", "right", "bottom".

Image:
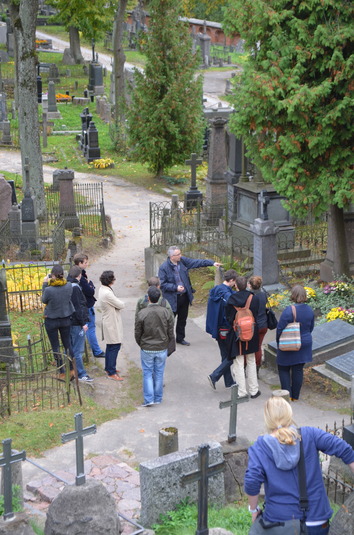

{"left": 225, "top": 275, "right": 261, "bottom": 399}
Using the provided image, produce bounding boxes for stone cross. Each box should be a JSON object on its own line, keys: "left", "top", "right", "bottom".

{"left": 91, "top": 39, "right": 95, "bottom": 62}
{"left": 185, "top": 153, "right": 202, "bottom": 191}
{"left": 0, "top": 439, "right": 26, "bottom": 520}
{"left": 23, "top": 158, "right": 31, "bottom": 195}
{"left": 61, "top": 413, "right": 96, "bottom": 486}
{"left": 219, "top": 384, "right": 249, "bottom": 442}
{"left": 259, "top": 189, "right": 270, "bottom": 221}
{"left": 181, "top": 444, "right": 225, "bottom": 535}
{"left": 239, "top": 138, "right": 248, "bottom": 182}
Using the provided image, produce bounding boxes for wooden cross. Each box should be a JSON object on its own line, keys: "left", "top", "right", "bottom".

{"left": 219, "top": 384, "right": 249, "bottom": 442}
{"left": 181, "top": 444, "right": 225, "bottom": 535}
{"left": 185, "top": 153, "right": 202, "bottom": 191}
{"left": 61, "top": 413, "right": 96, "bottom": 486}
{"left": 0, "top": 439, "right": 26, "bottom": 520}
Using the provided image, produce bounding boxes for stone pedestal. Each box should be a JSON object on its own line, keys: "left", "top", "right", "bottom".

{"left": 205, "top": 116, "right": 228, "bottom": 223}
{"left": 8, "top": 204, "right": 21, "bottom": 236}
{"left": 320, "top": 207, "right": 354, "bottom": 281}
{"left": 47, "top": 81, "right": 61, "bottom": 119}
{"left": 58, "top": 169, "right": 80, "bottom": 229}
{"left": 88, "top": 62, "right": 104, "bottom": 95}
{"left": 250, "top": 218, "right": 279, "bottom": 285}
{"left": 221, "top": 437, "right": 250, "bottom": 503}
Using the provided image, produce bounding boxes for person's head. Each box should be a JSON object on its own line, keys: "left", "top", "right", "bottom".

{"left": 167, "top": 246, "right": 182, "bottom": 262}
{"left": 73, "top": 253, "right": 88, "bottom": 269}
{"left": 224, "top": 269, "right": 238, "bottom": 283}
{"left": 148, "top": 286, "right": 161, "bottom": 303}
{"left": 51, "top": 265, "right": 64, "bottom": 280}
{"left": 68, "top": 265, "right": 82, "bottom": 280}
{"left": 264, "top": 397, "right": 300, "bottom": 445}
{"left": 235, "top": 275, "right": 247, "bottom": 291}
{"left": 100, "top": 270, "right": 115, "bottom": 286}
{"left": 291, "top": 285, "right": 307, "bottom": 303}
{"left": 249, "top": 275, "right": 262, "bottom": 290}
{"left": 147, "top": 276, "right": 160, "bottom": 288}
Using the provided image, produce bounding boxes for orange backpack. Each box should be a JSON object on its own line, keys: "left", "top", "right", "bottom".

{"left": 233, "top": 294, "right": 255, "bottom": 353}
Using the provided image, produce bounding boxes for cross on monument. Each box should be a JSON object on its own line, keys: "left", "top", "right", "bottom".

{"left": 219, "top": 384, "right": 249, "bottom": 442}
{"left": 185, "top": 153, "right": 202, "bottom": 191}
{"left": 0, "top": 439, "right": 26, "bottom": 520}
{"left": 91, "top": 39, "right": 95, "bottom": 63}
{"left": 61, "top": 413, "right": 96, "bottom": 485}
{"left": 259, "top": 189, "right": 270, "bottom": 221}
{"left": 184, "top": 153, "right": 203, "bottom": 210}
{"left": 181, "top": 444, "right": 225, "bottom": 535}
{"left": 23, "top": 157, "right": 31, "bottom": 196}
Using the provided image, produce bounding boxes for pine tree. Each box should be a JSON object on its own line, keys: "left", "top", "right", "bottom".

{"left": 224, "top": 0, "right": 354, "bottom": 274}
{"left": 127, "top": 0, "right": 204, "bottom": 177}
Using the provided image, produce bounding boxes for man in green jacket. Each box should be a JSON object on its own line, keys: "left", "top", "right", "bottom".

{"left": 135, "top": 286, "right": 175, "bottom": 407}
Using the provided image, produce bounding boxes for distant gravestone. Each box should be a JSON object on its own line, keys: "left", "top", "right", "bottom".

{"left": 2, "top": 120, "right": 11, "bottom": 144}
{"left": 0, "top": 176, "right": 12, "bottom": 221}
{"left": 62, "top": 48, "right": 76, "bottom": 66}
{"left": 205, "top": 116, "right": 228, "bottom": 221}
{"left": 47, "top": 81, "right": 61, "bottom": 118}
{"left": 85, "top": 121, "right": 101, "bottom": 162}
{"left": 251, "top": 216, "right": 279, "bottom": 286}
{"left": 48, "top": 63, "right": 60, "bottom": 83}
{"left": 44, "top": 479, "right": 120, "bottom": 535}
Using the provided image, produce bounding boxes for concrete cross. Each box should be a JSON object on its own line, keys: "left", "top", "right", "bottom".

{"left": 61, "top": 413, "right": 96, "bottom": 485}
{"left": 185, "top": 153, "right": 202, "bottom": 191}
{"left": 181, "top": 444, "right": 225, "bottom": 535}
{"left": 0, "top": 439, "right": 26, "bottom": 520}
{"left": 219, "top": 384, "right": 249, "bottom": 442}
{"left": 259, "top": 189, "right": 270, "bottom": 221}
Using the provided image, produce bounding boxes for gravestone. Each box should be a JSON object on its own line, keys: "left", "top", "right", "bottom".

{"left": 0, "top": 92, "right": 7, "bottom": 126}
{"left": 219, "top": 384, "right": 249, "bottom": 443}
{"left": 48, "top": 63, "right": 60, "bottom": 83}
{"left": 20, "top": 160, "right": 42, "bottom": 253}
{"left": 85, "top": 122, "right": 101, "bottom": 162}
{"left": 6, "top": 18, "right": 14, "bottom": 57}
{"left": 47, "top": 81, "right": 61, "bottom": 119}
{"left": 0, "top": 268, "right": 15, "bottom": 364}
{"left": 87, "top": 40, "right": 104, "bottom": 96}
{"left": 2, "top": 120, "right": 11, "bottom": 144}
{"left": 184, "top": 153, "right": 203, "bottom": 210}
{"left": 62, "top": 48, "right": 76, "bottom": 66}
{"left": 44, "top": 479, "right": 120, "bottom": 535}
{"left": 0, "top": 439, "right": 26, "bottom": 520}
{"left": 264, "top": 319, "right": 354, "bottom": 371}
{"left": 199, "top": 23, "right": 211, "bottom": 68}
{"left": 140, "top": 441, "right": 225, "bottom": 528}
{"left": 250, "top": 214, "right": 279, "bottom": 286}
{"left": 204, "top": 116, "right": 228, "bottom": 222}
{"left": 56, "top": 169, "right": 80, "bottom": 229}
{"left": 313, "top": 350, "right": 354, "bottom": 392}
{"left": 61, "top": 412, "right": 96, "bottom": 485}
{"left": 79, "top": 107, "right": 93, "bottom": 154}
{"left": 0, "top": 176, "right": 12, "bottom": 221}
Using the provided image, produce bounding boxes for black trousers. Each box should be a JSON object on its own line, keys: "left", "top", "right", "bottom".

{"left": 175, "top": 293, "right": 190, "bottom": 342}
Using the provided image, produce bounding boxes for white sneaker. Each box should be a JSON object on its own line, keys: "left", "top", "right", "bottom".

{"left": 78, "top": 375, "right": 94, "bottom": 382}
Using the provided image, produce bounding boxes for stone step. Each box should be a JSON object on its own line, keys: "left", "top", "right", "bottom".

{"left": 312, "top": 364, "right": 351, "bottom": 392}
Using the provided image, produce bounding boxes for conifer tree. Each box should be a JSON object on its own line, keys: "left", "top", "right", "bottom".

{"left": 128, "top": 0, "right": 204, "bottom": 177}
{"left": 224, "top": 0, "right": 353, "bottom": 274}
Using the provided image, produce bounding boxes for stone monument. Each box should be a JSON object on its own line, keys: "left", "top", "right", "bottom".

{"left": 0, "top": 176, "right": 12, "bottom": 222}
{"left": 199, "top": 22, "right": 211, "bottom": 68}
{"left": 87, "top": 40, "right": 104, "bottom": 96}
{"left": 20, "top": 159, "right": 42, "bottom": 254}
{"left": 204, "top": 116, "right": 228, "bottom": 222}
{"left": 47, "top": 81, "right": 61, "bottom": 119}
{"left": 57, "top": 168, "right": 80, "bottom": 229}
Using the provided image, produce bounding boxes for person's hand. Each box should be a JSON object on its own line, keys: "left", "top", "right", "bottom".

{"left": 43, "top": 274, "right": 51, "bottom": 283}
{"left": 83, "top": 325, "right": 88, "bottom": 333}
{"left": 177, "top": 285, "right": 184, "bottom": 292}
{"left": 214, "top": 262, "right": 223, "bottom": 267}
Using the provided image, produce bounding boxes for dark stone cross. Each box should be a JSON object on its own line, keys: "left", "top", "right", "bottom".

{"left": 185, "top": 153, "right": 202, "bottom": 191}
{"left": 181, "top": 444, "right": 225, "bottom": 535}
{"left": 259, "top": 189, "right": 270, "bottom": 221}
{"left": 0, "top": 439, "right": 26, "bottom": 520}
{"left": 23, "top": 157, "right": 30, "bottom": 195}
{"left": 184, "top": 153, "right": 203, "bottom": 210}
{"left": 91, "top": 39, "right": 95, "bottom": 63}
{"left": 219, "top": 384, "right": 249, "bottom": 442}
{"left": 61, "top": 413, "right": 96, "bottom": 486}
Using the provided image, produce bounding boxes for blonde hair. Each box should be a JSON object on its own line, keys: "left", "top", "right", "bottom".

{"left": 264, "top": 397, "right": 300, "bottom": 445}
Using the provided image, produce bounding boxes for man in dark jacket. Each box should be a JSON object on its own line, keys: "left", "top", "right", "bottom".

{"left": 158, "top": 246, "right": 221, "bottom": 346}
{"left": 135, "top": 286, "right": 174, "bottom": 406}
{"left": 67, "top": 265, "right": 93, "bottom": 382}
{"left": 225, "top": 275, "right": 260, "bottom": 399}
{"left": 74, "top": 253, "right": 105, "bottom": 358}
{"left": 206, "top": 269, "right": 238, "bottom": 390}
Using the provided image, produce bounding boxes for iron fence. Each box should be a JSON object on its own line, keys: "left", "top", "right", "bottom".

{"left": 52, "top": 217, "right": 66, "bottom": 261}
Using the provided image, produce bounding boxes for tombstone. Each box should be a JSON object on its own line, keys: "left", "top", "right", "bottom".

{"left": 44, "top": 479, "right": 120, "bottom": 535}
{"left": 0, "top": 92, "right": 7, "bottom": 126}
{"left": 37, "top": 68, "right": 42, "bottom": 103}
{"left": 0, "top": 176, "right": 12, "bottom": 221}
{"left": 0, "top": 22, "right": 6, "bottom": 45}
{"left": 0, "top": 439, "right": 25, "bottom": 520}
{"left": 265, "top": 319, "right": 354, "bottom": 371}
{"left": 61, "top": 413, "right": 96, "bottom": 485}
{"left": 79, "top": 107, "right": 93, "bottom": 153}
{"left": 219, "top": 384, "right": 249, "bottom": 443}
{"left": 2, "top": 120, "right": 11, "bottom": 145}
{"left": 56, "top": 169, "right": 80, "bottom": 230}
{"left": 320, "top": 205, "right": 354, "bottom": 280}
{"left": 20, "top": 160, "right": 42, "bottom": 253}
{"left": 87, "top": 39, "right": 104, "bottom": 96}
{"left": 199, "top": 23, "right": 211, "bottom": 68}
{"left": 184, "top": 153, "right": 203, "bottom": 210}
{"left": 62, "top": 48, "right": 76, "bottom": 66}
{"left": 140, "top": 442, "right": 225, "bottom": 528}
{"left": 204, "top": 116, "right": 228, "bottom": 222}
{"left": 47, "top": 81, "right": 61, "bottom": 119}
{"left": 0, "top": 268, "right": 15, "bottom": 361}
{"left": 6, "top": 18, "right": 14, "bottom": 57}
{"left": 8, "top": 204, "right": 21, "bottom": 237}
{"left": 48, "top": 63, "right": 60, "bottom": 83}
{"left": 85, "top": 121, "right": 101, "bottom": 162}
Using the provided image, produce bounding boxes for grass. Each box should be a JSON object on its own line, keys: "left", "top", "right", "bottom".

{"left": 9, "top": 310, "right": 43, "bottom": 346}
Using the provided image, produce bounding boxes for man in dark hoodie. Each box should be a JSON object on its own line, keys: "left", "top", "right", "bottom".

{"left": 68, "top": 265, "right": 93, "bottom": 382}
{"left": 206, "top": 269, "right": 238, "bottom": 390}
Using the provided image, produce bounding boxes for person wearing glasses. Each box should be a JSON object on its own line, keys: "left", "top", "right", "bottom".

{"left": 158, "top": 246, "right": 221, "bottom": 346}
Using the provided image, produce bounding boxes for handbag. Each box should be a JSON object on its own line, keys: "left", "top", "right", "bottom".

{"left": 266, "top": 308, "right": 278, "bottom": 330}
{"left": 278, "top": 305, "right": 301, "bottom": 351}
{"left": 249, "top": 429, "right": 308, "bottom": 535}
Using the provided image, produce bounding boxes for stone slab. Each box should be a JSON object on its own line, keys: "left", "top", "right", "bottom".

{"left": 139, "top": 441, "right": 225, "bottom": 528}
{"left": 264, "top": 319, "right": 354, "bottom": 371}
{"left": 312, "top": 364, "right": 351, "bottom": 392}
{"left": 325, "top": 351, "right": 354, "bottom": 382}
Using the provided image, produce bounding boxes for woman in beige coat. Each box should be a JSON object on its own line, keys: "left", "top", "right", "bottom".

{"left": 97, "top": 271, "right": 125, "bottom": 381}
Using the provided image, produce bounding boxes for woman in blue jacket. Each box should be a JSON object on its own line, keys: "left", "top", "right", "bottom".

{"left": 276, "top": 285, "right": 314, "bottom": 401}
{"left": 246, "top": 397, "right": 354, "bottom": 535}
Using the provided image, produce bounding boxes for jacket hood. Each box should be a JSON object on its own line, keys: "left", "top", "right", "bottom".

{"left": 263, "top": 432, "right": 300, "bottom": 470}
{"left": 209, "top": 284, "right": 231, "bottom": 302}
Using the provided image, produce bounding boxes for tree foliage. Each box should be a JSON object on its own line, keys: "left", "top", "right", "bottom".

{"left": 127, "top": 0, "right": 204, "bottom": 177}
{"left": 224, "top": 0, "right": 354, "bottom": 219}
{"left": 181, "top": 0, "right": 227, "bottom": 23}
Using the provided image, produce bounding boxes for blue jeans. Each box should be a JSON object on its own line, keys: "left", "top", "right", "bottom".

{"left": 44, "top": 316, "right": 72, "bottom": 369}
{"left": 86, "top": 307, "right": 103, "bottom": 356}
{"left": 70, "top": 325, "right": 86, "bottom": 378}
{"left": 209, "top": 338, "right": 235, "bottom": 387}
{"left": 277, "top": 363, "right": 305, "bottom": 400}
{"left": 105, "top": 343, "right": 121, "bottom": 376}
{"left": 307, "top": 522, "right": 330, "bottom": 534}
{"left": 140, "top": 349, "right": 167, "bottom": 404}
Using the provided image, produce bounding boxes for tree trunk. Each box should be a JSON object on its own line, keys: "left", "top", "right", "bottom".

{"left": 328, "top": 204, "right": 350, "bottom": 276}
{"left": 9, "top": 0, "right": 45, "bottom": 217}
{"left": 113, "top": 0, "right": 128, "bottom": 151}
{"left": 68, "top": 26, "right": 85, "bottom": 64}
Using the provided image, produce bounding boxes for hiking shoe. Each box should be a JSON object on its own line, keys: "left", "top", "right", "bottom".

{"left": 107, "top": 374, "right": 123, "bottom": 381}
{"left": 78, "top": 375, "right": 94, "bottom": 382}
{"left": 141, "top": 402, "right": 154, "bottom": 407}
{"left": 207, "top": 375, "right": 216, "bottom": 390}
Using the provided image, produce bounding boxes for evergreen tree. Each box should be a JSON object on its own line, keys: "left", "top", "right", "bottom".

{"left": 224, "top": 0, "right": 354, "bottom": 273}
{"left": 127, "top": 0, "right": 204, "bottom": 177}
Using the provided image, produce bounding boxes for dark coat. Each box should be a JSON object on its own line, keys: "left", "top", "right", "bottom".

{"left": 79, "top": 269, "right": 96, "bottom": 308}
{"left": 158, "top": 256, "right": 215, "bottom": 313}
{"left": 67, "top": 275, "right": 89, "bottom": 327}
{"left": 225, "top": 289, "right": 260, "bottom": 358}
{"left": 206, "top": 283, "right": 234, "bottom": 339}
{"left": 276, "top": 303, "right": 314, "bottom": 365}
{"left": 135, "top": 303, "right": 175, "bottom": 351}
